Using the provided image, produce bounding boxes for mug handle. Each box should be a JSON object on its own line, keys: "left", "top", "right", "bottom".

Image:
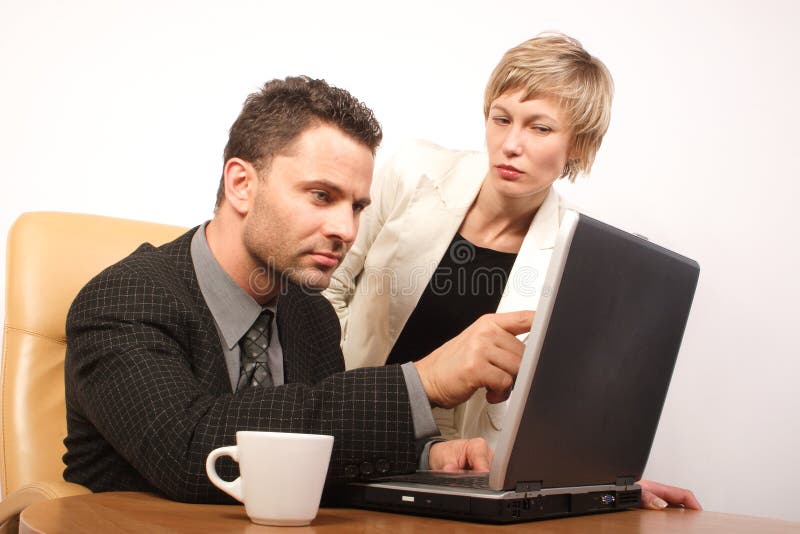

{"left": 205, "top": 445, "right": 243, "bottom": 501}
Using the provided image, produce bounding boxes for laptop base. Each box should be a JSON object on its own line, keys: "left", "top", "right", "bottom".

{"left": 345, "top": 483, "right": 641, "bottom": 524}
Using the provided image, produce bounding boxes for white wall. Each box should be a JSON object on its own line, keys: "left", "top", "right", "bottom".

{"left": 2, "top": 0, "right": 798, "bottom": 522}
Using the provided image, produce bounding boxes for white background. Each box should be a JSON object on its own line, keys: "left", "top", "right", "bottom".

{"left": 2, "top": 0, "right": 798, "bottom": 522}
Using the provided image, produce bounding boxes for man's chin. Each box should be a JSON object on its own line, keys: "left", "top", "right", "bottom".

{"left": 285, "top": 268, "right": 331, "bottom": 292}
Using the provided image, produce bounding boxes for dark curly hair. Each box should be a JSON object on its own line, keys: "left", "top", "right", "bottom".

{"left": 215, "top": 76, "right": 382, "bottom": 208}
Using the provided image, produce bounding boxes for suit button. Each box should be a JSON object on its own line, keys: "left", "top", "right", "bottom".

{"left": 359, "top": 461, "right": 374, "bottom": 476}
{"left": 375, "top": 458, "right": 391, "bottom": 474}
{"left": 344, "top": 464, "right": 359, "bottom": 478}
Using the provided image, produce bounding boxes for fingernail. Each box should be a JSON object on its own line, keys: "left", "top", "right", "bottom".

{"left": 653, "top": 497, "right": 668, "bottom": 509}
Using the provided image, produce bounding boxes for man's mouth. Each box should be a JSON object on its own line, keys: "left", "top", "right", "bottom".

{"left": 308, "top": 251, "right": 341, "bottom": 268}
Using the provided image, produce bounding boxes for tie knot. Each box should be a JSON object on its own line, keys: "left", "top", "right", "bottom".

{"left": 242, "top": 309, "right": 274, "bottom": 352}
{"left": 251, "top": 309, "right": 274, "bottom": 335}
{"left": 237, "top": 309, "right": 275, "bottom": 391}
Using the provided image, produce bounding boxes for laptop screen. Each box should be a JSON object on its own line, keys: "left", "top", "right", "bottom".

{"left": 492, "top": 211, "right": 700, "bottom": 491}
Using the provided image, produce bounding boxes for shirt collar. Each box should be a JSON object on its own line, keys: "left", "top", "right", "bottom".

{"left": 190, "top": 222, "right": 272, "bottom": 350}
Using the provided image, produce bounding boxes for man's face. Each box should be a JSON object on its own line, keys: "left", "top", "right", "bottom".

{"left": 242, "top": 124, "right": 373, "bottom": 295}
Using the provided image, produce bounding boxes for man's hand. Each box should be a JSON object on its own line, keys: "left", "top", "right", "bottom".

{"left": 429, "top": 438, "right": 493, "bottom": 472}
{"left": 638, "top": 479, "right": 702, "bottom": 510}
{"left": 414, "top": 311, "right": 533, "bottom": 408}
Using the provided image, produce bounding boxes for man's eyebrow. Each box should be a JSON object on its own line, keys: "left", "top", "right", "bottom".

{"left": 303, "top": 180, "right": 371, "bottom": 207}
{"left": 304, "top": 179, "right": 343, "bottom": 193}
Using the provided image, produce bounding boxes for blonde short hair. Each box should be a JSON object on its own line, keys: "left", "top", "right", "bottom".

{"left": 484, "top": 33, "right": 614, "bottom": 181}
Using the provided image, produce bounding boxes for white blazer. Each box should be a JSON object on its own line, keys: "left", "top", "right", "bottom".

{"left": 324, "top": 140, "right": 566, "bottom": 449}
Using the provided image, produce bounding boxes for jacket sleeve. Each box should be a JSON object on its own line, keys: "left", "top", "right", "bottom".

{"left": 64, "top": 263, "right": 418, "bottom": 503}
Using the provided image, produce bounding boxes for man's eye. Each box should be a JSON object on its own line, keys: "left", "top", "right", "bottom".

{"left": 312, "top": 190, "right": 330, "bottom": 202}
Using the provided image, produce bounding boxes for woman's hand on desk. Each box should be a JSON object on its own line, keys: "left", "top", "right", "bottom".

{"left": 638, "top": 479, "right": 702, "bottom": 510}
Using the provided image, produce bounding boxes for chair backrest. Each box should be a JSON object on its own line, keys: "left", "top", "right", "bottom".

{"left": 1, "top": 212, "right": 187, "bottom": 497}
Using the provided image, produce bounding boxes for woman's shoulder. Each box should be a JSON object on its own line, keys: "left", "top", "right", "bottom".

{"left": 378, "top": 139, "right": 486, "bottom": 190}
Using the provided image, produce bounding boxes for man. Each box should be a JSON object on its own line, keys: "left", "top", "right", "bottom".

{"left": 63, "top": 76, "right": 530, "bottom": 503}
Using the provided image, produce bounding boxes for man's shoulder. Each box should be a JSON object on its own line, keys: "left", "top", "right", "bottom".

{"left": 101, "top": 227, "right": 193, "bottom": 275}
{"left": 70, "top": 228, "right": 198, "bottom": 311}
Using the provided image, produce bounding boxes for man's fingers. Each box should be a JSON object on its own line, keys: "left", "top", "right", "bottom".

{"left": 486, "top": 343, "right": 523, "bottom": 375}
{"left": 491, "top": 327, "right": 527, "bottom": 356}
{"left": 467, "top": 449, "right": 491, "bottom": 472}
{"left": 491, "top": 310, "right": 534, "bottom": 336}
{"left": 485, "top": 386, "right": 512, "bottom": 404}
{"left": 479, "top": 366, "right": 514, "bottom": 403}
{"left": 464, "top": 438, "right": 492, "bottom": 472}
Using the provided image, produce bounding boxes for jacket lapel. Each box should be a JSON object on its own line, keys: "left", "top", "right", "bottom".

{"left": 384, "top": 153, "right": 487, "bottom": 343}
{"left": 275, "top": 284, "right": 316, "bottom": 385}
{"left": 166, "top": 230, "right": 232, "bottom": 394}
{"left": 496, "top": 186, "right": 562, "bottom": 314}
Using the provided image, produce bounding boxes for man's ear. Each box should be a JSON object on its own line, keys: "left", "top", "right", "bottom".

{"left": 222, "top": 158, "right": 257, "bottom": 215}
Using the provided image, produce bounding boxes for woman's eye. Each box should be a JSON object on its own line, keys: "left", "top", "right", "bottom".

{"left": 532, "top": 125, "right": 552, "bottom": 133}
{"left": 491, "top": 116, "right": 510, "bottom": 125}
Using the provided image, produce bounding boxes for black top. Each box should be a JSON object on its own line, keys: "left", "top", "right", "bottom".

{"left": 386, "top": 233, "right": 518, "bottom": 365}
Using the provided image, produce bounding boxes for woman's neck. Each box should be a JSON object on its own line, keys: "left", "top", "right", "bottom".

{"left": 459, "top": 178, "right": 550, "bottom": 252}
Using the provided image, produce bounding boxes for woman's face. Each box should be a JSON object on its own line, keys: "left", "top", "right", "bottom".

{"left": 485, "top": 90, "right": 573, "bottom": 202}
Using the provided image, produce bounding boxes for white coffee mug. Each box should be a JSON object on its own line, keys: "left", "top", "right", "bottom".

{"left": 206, "top": 431, "right": 334, "bottom": 526}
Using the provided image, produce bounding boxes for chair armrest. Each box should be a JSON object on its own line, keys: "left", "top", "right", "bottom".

{"left": 0, "top": 480, "right": 91, "bottom": 532}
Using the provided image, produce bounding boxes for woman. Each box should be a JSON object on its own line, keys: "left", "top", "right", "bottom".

{"left": 327, "top": 32, "right": 607, "bottom": 445}
{"left": 325, "top": 33, "right": 700, "bottom": 510}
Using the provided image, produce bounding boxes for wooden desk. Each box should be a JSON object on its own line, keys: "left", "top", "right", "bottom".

{"left": 18, "top": 491, "right": 800, "bottom": 533}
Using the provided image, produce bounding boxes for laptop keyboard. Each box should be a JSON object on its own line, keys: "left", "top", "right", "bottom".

{"left": 382, "top": 472, "right": 491, "bottom": 489}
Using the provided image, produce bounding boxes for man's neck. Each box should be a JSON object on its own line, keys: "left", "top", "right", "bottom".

{"left": 205, "top": 216, "right": 280, "bottom": 305}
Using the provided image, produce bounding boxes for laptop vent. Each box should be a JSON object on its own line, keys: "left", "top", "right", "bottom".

{"left": 617, "top": 490, "right": 640, "bottom": 506}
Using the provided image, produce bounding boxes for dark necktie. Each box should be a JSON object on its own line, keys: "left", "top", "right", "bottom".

{"left": 236, "top": 309, "right": 274, "bottom": 391}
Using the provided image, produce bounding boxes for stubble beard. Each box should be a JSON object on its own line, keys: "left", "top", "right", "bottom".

{"left": 244, "top": 240, "right": 332, "bottom": 296}
{"left": 243, "top": 192, "right": 341, "bottom": 295}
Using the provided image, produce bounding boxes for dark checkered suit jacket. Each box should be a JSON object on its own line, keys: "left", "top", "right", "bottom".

{"left": 63, "top": 228, "right": 417, "bottom": 503}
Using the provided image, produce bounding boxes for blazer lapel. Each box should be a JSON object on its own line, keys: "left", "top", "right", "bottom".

{"left": 385, "top": 152, "right": 487, "bottom": 343}
{"left": 496, "top": 186, "right": 562, "bottom": 314}
{"left": 167, "top": 231, "right": 232, "bottom": 394}
{"left": 275, "top": 285, "right": 316, "bottom": 385}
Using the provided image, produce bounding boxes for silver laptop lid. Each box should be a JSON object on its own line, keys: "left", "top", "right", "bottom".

{"left": 489, "top": 210, "right": 699, "bottom": 491}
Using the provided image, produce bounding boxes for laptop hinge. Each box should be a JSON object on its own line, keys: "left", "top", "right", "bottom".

{"left": 616, "top": 476, "right": 636, "bottom": 487}
{"left": 515, "top": 481, "right": 543, "bottom": 492}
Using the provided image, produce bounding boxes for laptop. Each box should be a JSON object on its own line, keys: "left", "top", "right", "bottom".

{"left": 345, "top": 210, "right": 700, "bottom": 523}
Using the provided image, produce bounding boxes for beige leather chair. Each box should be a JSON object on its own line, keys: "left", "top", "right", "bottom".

{"left": 0, "top": 212, "right": 186, "bottom": 532}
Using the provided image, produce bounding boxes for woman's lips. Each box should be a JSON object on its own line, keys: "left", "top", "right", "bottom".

{"left": 496, "top": 164, "right": 523, "bottom": 180}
